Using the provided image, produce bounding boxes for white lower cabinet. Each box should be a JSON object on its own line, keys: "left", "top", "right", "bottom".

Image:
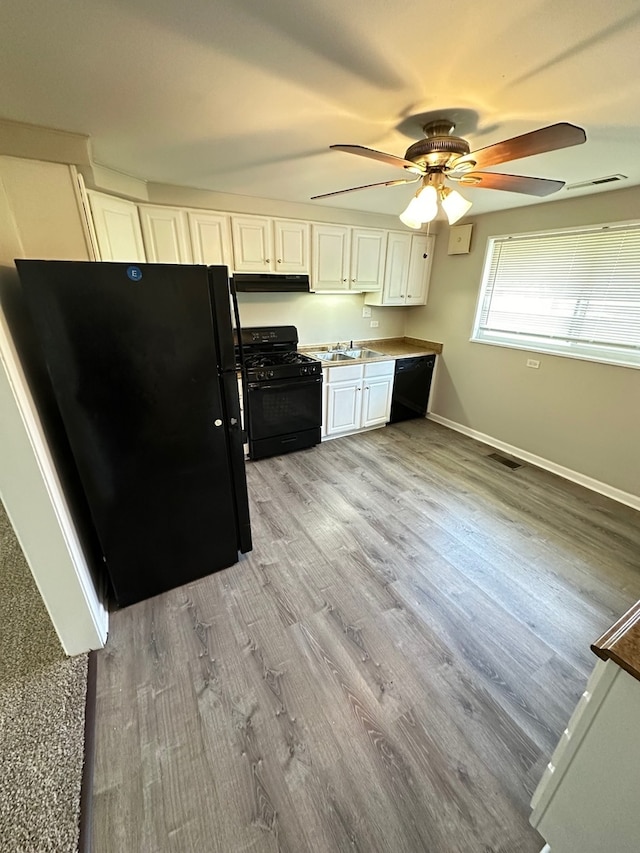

{"left": 362, "top": 371, "right": 394, "bottom": 427}
{"left": 324, "top": 360, "right": 394, "bottom": 437}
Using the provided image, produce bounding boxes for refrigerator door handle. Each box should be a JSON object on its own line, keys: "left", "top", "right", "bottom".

{"left": 219, "top": 370, "right": 252, "bottom": 554}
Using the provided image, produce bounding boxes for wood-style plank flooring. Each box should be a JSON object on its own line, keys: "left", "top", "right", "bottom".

{"left": 91, "top": 420, "right": 640, "bottom": 852}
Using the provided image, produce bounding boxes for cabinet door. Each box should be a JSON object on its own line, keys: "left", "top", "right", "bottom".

{"left": 326, "top": 380, "right": 362, "bottom": 434}
{"left": 232, "top": 216, "right": 273, "bottom": 272}
{"left": 361, "top": 375, "right": 393, "bottom": 427}
{"left": 138, "top": 205, "right": 193, "bottom": 264}
{"left": 87, "top": 191, "right": 145, "bottom": 262}
{"left": 273, "top": 219, "right": 309, "bottom": 272}
{"left": 188, "top": 210, "right": 233, "bottom": 268}
{"left": 312, "top": 224, "right": 350, "bottom": 291}
{"left": 405, "top": 234, "right": 434, "bottom": 305}
{"left": 383, "top": 232, "right": 412, "bottom": 304}
{"left": 351, "top": 227, "right": 385, "bottom": 291}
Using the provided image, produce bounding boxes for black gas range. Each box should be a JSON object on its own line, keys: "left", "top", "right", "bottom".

{"left": 235, "top": 326, "right": 322, "bottom": 460}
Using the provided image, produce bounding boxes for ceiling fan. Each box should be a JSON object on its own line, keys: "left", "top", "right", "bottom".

{"left": 312, "top": 120, "right": 587, "bottom": 227}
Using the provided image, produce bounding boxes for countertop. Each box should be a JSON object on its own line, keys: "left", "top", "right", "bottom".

{"left": 592, "top": 600, "right": 640, "bottom": 682}
{"left": 300, "top": 336, "right": 442, "bottom": 365}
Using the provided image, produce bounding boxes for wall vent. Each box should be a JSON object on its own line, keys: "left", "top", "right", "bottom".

{"left": 566, "top": 174, "right": 627, "bottom": 191}
{"left": 487, "top": 452, "right": 523, "bottom": 470}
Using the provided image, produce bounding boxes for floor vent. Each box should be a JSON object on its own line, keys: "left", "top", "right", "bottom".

{"left": 488, "top": 452, "right": 523, "bottom": 470}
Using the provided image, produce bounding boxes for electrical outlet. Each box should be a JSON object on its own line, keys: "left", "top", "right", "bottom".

{"left": 362, "top": 305, "right": 372, "bottom": 318}
{"left": 526, "top": 359, "right": 540, "bottom": 369}
{"left": 370, "top": 320, "right": 379, "bottom": 328}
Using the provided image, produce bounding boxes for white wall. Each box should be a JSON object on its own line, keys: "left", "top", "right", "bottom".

{"left": 406, "top": 185, "right": 640, "bottom": 501}
{"left": 0, "top": 156, "right": 107, "bottom": 654}
{"left": 236, "top": 292, "right": 406, "bottom": 346}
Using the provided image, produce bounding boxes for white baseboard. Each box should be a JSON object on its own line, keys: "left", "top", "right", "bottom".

{"left": 427, "top": 413, "right": 640, "bottom": 513}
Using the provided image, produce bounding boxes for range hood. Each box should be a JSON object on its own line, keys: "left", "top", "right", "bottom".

{"left": 232, "top": 273, "right": 310, "bottom": 293}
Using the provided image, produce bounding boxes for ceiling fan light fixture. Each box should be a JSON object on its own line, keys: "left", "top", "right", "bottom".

{"left": 398, "top": 210, "right": 423, "bottom": 229}
{"left": 400, "top": 184, "right": 438, "bottom": 228}
{"left": 399, "top": 194, "right": 427, "bottom": 229}
{"left": 441, "top": 188, "right": 473, "bottom": 224}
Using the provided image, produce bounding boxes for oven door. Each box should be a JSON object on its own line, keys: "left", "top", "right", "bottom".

{"left": 245, "top": 375, "right": 322, "bottom": 459}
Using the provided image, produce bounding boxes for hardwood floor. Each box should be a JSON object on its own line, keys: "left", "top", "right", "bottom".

{"left": 91, "top": 420, "right": 640, "bottom": 852}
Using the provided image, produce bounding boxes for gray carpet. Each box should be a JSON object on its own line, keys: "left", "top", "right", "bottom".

{"left": 0, "top": 500, "right": 88, "bottom": 853}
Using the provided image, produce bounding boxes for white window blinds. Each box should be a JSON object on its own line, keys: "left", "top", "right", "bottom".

{"left": 472, "top": 223, "right": 640, "bottom": 368}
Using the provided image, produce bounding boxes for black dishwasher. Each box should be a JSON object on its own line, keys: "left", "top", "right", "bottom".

{"left": 389, "top": 355, "right": 436, "bottom": 423}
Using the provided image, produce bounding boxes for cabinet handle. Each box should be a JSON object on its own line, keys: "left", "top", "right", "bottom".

{"left": 407, "top": 294, "right": 412, "bottom": 297}
{"left": 265, "top": 258, "right": 271, "bottom": 263}
{"left": 277, "top": 259, "right": 282, "bottom": 263}
{"left": 351, "top": 278, "right": 356, "bottom": 282}
{"left": 343, "top": 278, "right": 347, "bottom": 282}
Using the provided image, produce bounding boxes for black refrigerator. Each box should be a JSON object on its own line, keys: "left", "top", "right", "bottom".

{"left": 16, "top": 260, "right": 252, "bottom": 607}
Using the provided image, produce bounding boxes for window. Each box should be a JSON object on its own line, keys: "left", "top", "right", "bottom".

{"left": 472, "top": 222, "right": 640, "bottom": 369}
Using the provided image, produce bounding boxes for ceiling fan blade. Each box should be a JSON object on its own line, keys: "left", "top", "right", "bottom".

{"left": 311, "top": 176, "right": 420, "bottom": 200}
{"left": 330, "top": 144, "right": 424, "bottom": 173}
{"left": 452, "top": 123, "right": 586, "bottom": 171}
{"left": 458, "top": 172, "right": 565, "bottom": 196}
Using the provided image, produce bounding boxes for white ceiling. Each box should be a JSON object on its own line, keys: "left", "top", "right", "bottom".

{"left": 2, "top": 0, "right": 640, "bottom": 219}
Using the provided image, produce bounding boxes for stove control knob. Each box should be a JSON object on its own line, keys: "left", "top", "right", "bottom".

{"left": 257, "top": 370, "right": 266, "bottom": 380}
{"left": 301, "top": 365, "right": 308, "bottom": 375}
{"left": 267, "top": 370, "right": 275, "bottom": 378}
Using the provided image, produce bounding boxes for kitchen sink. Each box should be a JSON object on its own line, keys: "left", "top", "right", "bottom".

{"left": 311, "top": 351, "right": 353, "bottom": 362}
{"left": 344, "top": 348, "right": 384, "bottom": 359}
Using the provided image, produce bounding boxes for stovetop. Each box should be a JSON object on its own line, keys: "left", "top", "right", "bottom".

{"left": 236, "top": 325, "right": 322, "bottom": 382}
{"left": 244, "top": 351, "right": 315, "bottom": 368}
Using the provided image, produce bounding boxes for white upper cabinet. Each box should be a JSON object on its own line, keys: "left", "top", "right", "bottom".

{"left": 273, "top": 219, "right": 310, "bottom": 272}
{"left": 406, "top": 233, "right": 434, "bottom": 305}
{"left": 350, "top": 227, "right": 385, "bottom": 291}
{"left": 138, "top": 205, "right": 193, "bottom": 264}
{"left": 312, "top": 224, "right": 351, "bottom": 290}
{"left": 381, "top": 232, "right": 412, "bottom": 305}
{"left": 365, "top": 232, "right": 434, "bottom": 306}
{"left": 312, "top": 224, "right": 384, "bottom": 292}
{"left": 85, "top": 193, "right": 428, "bottom": 302}
{"left": 232, "top": 215, "right": 309, "bottom": 273}
{"left": 87, "top": 191, "right": 146, "bottom": 262}
{"left": 232, "top": 215, "right": 273, "bottom": 272}
{"left": 188, "top": 210, "right": 233, "bottom": 269}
